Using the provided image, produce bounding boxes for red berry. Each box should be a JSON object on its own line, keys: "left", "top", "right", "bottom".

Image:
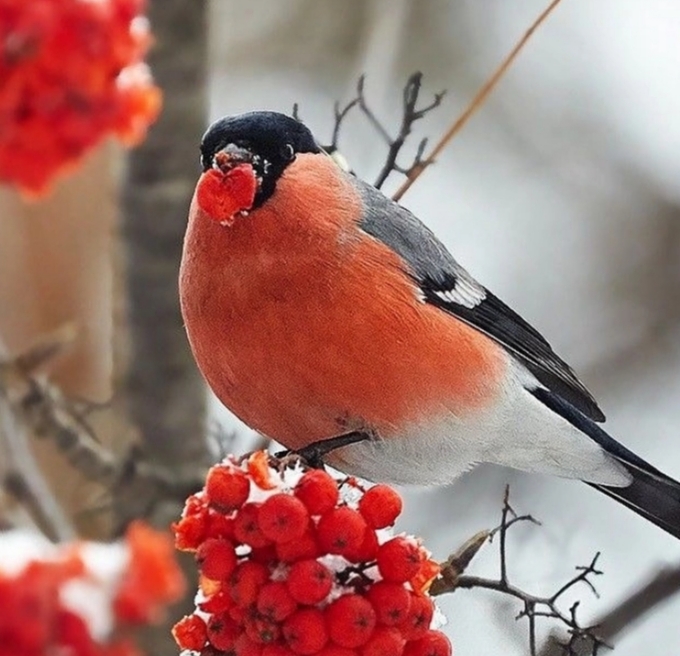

{"left": 235, "top": 503, "right": 272, "bottom": 548}
{"left": 403, "top": 631, "right": 451, "bottom": 656}
{"left": 257, "top": 582, "right": 298, "bottom": 621}
{"left": 230, "top": 561, "right": 270, "bottom": 607}
{"left": 206, "top": 511, "right": 236, "bottom": 540}
{"left": 172, "top": 614, "right": 208, "bottom": 651}
{"left": 263, "top": 645, "right": 297, "bottom": 656}
{"left": 326, "top": 594, "right": 377, "bottom": 648}
{"left": 235, "top": 633, "right": 264, "bottom": 656}
{"left": 317, "top": 647, "right": 358, "bottom": 656}
{"left": 246, "top": 616, "right": 281, "bottom": 645}
{"left": 276, "top": 528, "right": 319, "bottom": 562}
{"left": 207, "top": 612, "right": 241, "bottom": 651}
{"left": 173, "top": 497, "right": 208, "bottom": 550}
{"left": 294, "top": 470, "right": 339, "bottom": 515}
{"left": 196, "top": 538, "right": 237, "bottom": 580}
{"left": 358, "top": 485, "right": 402, "bottom": 529}
{"left": 185, "top": 494, "right": 208, "bottom": 515}
{"left": 248, "top": 450, "right": 278, "bottom": 490}
{"left": 317, "top": 508, "right": 367, "bottom": 556}
{"left": 367, "top": 582, "right": 411, "bottom": 626}
{"left": 286, "top": 559, "right": 333, "bottom": 605}
{"left": 230, "top": 604, "right": 247, "bottom": 624}
{"left": 376, "top": 538, "right": 421, "bottom": 583}
{"left": 250, "top": 544, "right": 279, "bottom": 565}
{"left": 344, "top": 526, "right": 379, "bottom": 564}
{"left": 398, "top": 595, "right": 434, "bottom": 641}
{"left": 362, "top": 627, "right": 405, "bottom": 656}
{"left": 173, "top": 513, "right": 207, "bottom": 551}
{"left": 258, "top": 494, "right": 310, "bottom": 543}
{"left": 206, "top": 465, "right": 250, "bottom": 510}
{"left": 283, "top": 608, "right": 329, "bottom": 655}
{"left": 199, "top": 590, "right": 232, "bottom": 614}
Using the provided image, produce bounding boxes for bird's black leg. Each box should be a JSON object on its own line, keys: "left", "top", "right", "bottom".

{"left": 276, "top": 430, "right": 373, "bottom": 469}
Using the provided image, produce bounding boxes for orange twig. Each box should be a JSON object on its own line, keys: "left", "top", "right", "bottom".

{"left": 392, "top": 0, "right": 564, "bottom": 202}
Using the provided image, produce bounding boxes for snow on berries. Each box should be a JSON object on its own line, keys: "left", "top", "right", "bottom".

{"left": 172, "top": 451, "right": 452, "bottom": 656}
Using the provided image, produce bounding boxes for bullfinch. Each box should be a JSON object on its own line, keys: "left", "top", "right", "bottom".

{"left": 179, "top": 110, "right": 680, "bottom": 539}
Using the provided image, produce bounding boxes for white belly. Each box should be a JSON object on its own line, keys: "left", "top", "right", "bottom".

{"left": 326, "top": 361, "right": 631, "bottom": 488}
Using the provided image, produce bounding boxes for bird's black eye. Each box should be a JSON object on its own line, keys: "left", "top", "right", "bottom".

{"left": 281, "top": 143, "right": 295, "bottom": 161}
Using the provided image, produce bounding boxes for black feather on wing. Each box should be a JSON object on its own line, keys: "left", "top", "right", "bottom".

{"left": 422, "top": 278, "right": 605, "bottom": 421}
{"left": 353, "top": 176, "right": 606, "bottom": 422}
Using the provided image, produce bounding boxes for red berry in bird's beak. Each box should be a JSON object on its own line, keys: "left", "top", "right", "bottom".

{"left": 196, "top": 155, "right": 258, "bottom": 226}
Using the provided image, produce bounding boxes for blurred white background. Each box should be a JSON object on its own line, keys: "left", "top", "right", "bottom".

{"left": 207, "top": 1, "right": 680, "bottom": 653}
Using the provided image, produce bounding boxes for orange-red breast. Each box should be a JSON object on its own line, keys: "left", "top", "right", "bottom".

{"left": 180, "top": 111, "right": 680, "bottom": 539}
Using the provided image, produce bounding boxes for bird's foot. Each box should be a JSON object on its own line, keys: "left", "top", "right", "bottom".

{"left": 276, "top": 430, "right": 373, "bottom": 469}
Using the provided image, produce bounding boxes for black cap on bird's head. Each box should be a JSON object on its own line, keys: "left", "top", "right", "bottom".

{"left": 200, "top": 111, "right": 321, "bottom": 208}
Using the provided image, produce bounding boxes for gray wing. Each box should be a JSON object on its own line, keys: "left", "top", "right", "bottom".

{"left": 353, "top": 177, "right": 605, "bottom": 422}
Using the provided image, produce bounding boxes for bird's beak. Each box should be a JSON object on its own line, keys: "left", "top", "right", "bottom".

{"left": 212, "top": 144, "right": 254, "bottom": 174}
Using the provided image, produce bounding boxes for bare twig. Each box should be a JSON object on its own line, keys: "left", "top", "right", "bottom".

{"left": 330, "top": 93, "right": 360, "bottom": 149}
{"left": 0, "top": 335, "right": 206, "bottom": 534}
{"left": 2, "top": 471, "right": 66, "bottom": 542}
{"left": 431, "top": 488, "right": 606, "bottom": 656}
{"left": 392, "top": 0, "right": 564, "bottom": 201}
{"left": 539, "top": 563, "right": 680, "bottom": 656}
{"left": 0, "top": 333, "right": 76, "bottom": 542}
{"left": 371, "top": 74, "right": 446, "bottom": 189}
{"left": 326, "top": 73, "right": 445, "bottom": 189}
{"left": 11, "top": 324, "right": 77, "bottom": 377}
{"left": 291, "top": 103, "right": 301, "bottom": 122}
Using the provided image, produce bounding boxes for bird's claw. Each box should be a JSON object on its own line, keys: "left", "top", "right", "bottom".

{"left": 276, "top": 430, "right": 373, "bottom": 469}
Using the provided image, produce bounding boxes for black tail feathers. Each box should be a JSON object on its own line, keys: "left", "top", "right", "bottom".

{"left": 531, "top": 387, "right": 680, "bottom": 540}
{"left": 589, "top": 462, "right": 680, "bottom": 540}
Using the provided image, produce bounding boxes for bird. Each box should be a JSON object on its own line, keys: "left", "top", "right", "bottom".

{"left": 179, "top": 110, "right": 680, "bottom": 539}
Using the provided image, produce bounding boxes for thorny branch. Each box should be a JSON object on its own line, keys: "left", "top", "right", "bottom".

{"left": 0, "top": 332, "right": 207, "bottom": 534}
{"left": 326, "top": 72, "right": 445, "bottom": 190}
{"left": 431, "top": 487, "right": 609, "bottom": 656}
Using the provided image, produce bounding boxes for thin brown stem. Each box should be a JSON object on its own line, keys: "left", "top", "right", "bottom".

{"left": 0, "top": 334, "right": 75, "bottom": 542}
{"left": 392, "top": 0, "right": 564, "bottom": 201}
{"left": 325, "top": 73, "right": 445, "bottom": 188}
{"left": 431, "top": 487, "right": 605, "bottom": 654}
{"left": 0, "top": 335, "right": 206, "bottom": 532}
{"left": 538, "top": 563, "right": 680, "bottom": 655}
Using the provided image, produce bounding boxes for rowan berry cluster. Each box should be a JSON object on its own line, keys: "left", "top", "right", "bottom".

{"left": 0, "top": 521, "right": 184, "bottom": 656}
{"left": 172, "top": 451, "right": 452, "bottom": 656}
{"left": 0, "top": 0, "right": 161, "bottom": 194}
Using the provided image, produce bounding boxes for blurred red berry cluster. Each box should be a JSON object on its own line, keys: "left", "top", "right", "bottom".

{"left": 0, "top": 0, "right": 161, "bottom": 194}
{"left": 0, "top": 521, "right": 184, "bottom": 656}
{"left": 173, "top": 452, "right": 452, "bottom": 656}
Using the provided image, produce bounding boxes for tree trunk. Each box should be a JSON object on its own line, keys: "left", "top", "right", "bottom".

{"left": 121, "top": 0, "right": 209, "bottom": 470}
{"left": 119, "top": 2, "right": 210, "bottom": 653}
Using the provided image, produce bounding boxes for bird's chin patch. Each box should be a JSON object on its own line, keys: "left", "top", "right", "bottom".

{"left": 196, "top": 163, "right": 258, "bottom": 226}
